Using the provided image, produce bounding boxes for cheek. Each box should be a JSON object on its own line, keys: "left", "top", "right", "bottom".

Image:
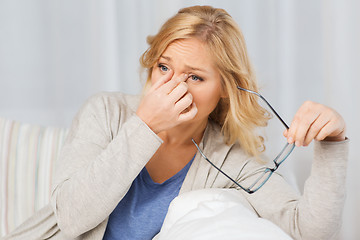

{"left": 189, "top": 86, "right": 221, "bottom": 113}
{"left": 150, "top": 70, "right": 159, "bottom": 85}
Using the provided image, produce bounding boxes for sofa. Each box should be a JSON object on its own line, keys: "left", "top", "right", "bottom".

{"left": 0, "top": 117, "right": 68, "bottom": 237}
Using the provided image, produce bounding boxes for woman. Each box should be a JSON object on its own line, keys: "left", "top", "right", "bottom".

{"left": 3, "top": 5, "right": 348, "bottom": 240}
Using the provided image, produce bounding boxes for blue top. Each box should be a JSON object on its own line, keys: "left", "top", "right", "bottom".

{"left": 103, "top": 156, "right": 194, "bottom": 240}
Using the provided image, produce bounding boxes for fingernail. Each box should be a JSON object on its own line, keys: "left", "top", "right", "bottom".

{"left": 287, "top": 137, "right": 293, "bottom": 144}
{"left": 295, "top": 141, "right": 301, "bottom": 147}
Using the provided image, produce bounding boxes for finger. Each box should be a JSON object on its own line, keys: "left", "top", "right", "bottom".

{"left": 287, "top": 114, "right": 300, "bottom": 144}
{"left": 315, "top": 121, "right": 335, "bottom": 141}
{"left": 315, "top": 118, "right": 346, "bottom": 141}
{"left": 169, "top": 82, "right": 188, "bottom": 102}
{"left": 303, "top": 113, "right": 330, "bottom": 146}
{"left": 178, "top": 103, "right": 198, "bottom": 122}
{"left": 150, "top": 70, "right": 174, "bottom": 92}
{"left": 287, "top": 101, "right": 319, "bottom": 145}
{"left": 174, "top": 92, "right": 193, "bottom": 113}
{"left": 287, "top": 116, "right": 301, "bottom": 144}
{"left": 292, "top": 113, "right": 320, "bottom": 147}
{"left": 161, "top": 73, "right": 188, "bottom": 94}
{"left": 283, "top": 129, "right": 288, "bottom": 138}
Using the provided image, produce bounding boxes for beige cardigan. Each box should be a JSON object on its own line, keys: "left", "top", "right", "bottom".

{"left": 2, "top": 92, "right": 349, "bottom": 240}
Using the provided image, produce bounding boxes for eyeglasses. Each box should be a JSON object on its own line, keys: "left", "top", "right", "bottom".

{"left": 192, "top": 86, "right": 295, "bottom": 194}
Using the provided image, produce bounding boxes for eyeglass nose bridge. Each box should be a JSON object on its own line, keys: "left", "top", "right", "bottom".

{"left": 248, "top": 168, "right": 274, "bottom": 192}
{"left": 267, "top": 165, "right": 278, "bottom": 172}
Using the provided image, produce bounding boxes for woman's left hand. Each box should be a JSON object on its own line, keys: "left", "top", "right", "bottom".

{"left": 283, "top": 101, "right": 346, "bottom": 147}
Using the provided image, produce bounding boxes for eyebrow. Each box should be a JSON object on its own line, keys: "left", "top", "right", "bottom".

{"left": 160, "top": 55, "right": 209, "bottom": 73}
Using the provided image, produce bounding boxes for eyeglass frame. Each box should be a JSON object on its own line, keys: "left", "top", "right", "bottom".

{"left": 191, "top": 86, "right": 295, "bottom": 194}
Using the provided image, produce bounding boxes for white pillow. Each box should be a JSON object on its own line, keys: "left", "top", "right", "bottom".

{"left": 154, "top": 188, "right": 292, "bottom": 240}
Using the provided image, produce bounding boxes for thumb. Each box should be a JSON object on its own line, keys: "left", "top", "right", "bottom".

{"left": 283, "top": 129, "right": 289, "bottom": 138}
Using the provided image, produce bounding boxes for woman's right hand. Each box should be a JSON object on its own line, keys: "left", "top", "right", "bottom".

{"left": 136, "top": 71, "right": 198, "bottom": 134}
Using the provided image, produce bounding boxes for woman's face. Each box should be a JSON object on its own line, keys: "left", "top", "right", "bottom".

{"left": 151, "top": 38, "right": 224, "bottom": 124}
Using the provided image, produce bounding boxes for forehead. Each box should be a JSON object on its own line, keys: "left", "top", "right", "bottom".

{"left": 161, "top": 38, "right": 214, "bottom": 67}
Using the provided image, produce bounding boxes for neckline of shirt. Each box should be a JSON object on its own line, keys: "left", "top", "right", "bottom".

{"left": 142, "top": 154, "right": 195, "bottom": 187}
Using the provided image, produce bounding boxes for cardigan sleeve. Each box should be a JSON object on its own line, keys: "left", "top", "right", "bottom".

{"left": 242, "top": 139, "right": 349, "bottom": 240}
{"left": 50, "top": 93, "right": 163, "bottom": 238}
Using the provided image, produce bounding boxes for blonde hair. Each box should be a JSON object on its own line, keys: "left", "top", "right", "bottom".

{"left": 140, "top": 5, "right": 270, "bottom": 157}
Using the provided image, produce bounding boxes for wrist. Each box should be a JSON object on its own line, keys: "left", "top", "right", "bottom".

{"left": 136, "top": 111, "right": 158, "bottom": 134}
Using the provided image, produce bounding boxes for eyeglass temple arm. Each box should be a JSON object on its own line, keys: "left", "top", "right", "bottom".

{"left": 191, "top": 139, "right": 254, "bottom": 194}
{"left": 237, "top": 86, "right": 289, "bottom": 130}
